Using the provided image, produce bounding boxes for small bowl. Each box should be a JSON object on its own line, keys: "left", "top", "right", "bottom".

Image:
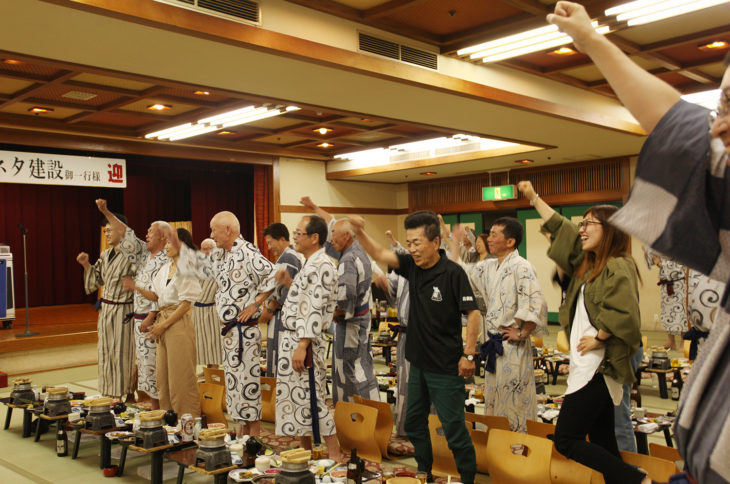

{"left": 103, "top": 465, "right": 118, "bottom": 477}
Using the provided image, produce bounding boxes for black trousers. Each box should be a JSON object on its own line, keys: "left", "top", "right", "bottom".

{"left": 554, "top": 373, "right": 645, "bottom": 484}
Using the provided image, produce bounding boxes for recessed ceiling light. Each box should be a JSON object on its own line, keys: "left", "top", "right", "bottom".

{"left": 28, "top": 106, "right": 54, "bottom": 114}
{"left": 147, "top": 103, "right": 172, "bottom": 111}
{"left": 314, "top": 127, "right": 332, "bottom": 135}
{"left": 317, "top": 142, "right": 334, "bottom": 148}
{"left": 698, "top": 40, "right": 729, "bottom": 51}
{"left": 2, "top": 59, "right": 25, "bottom": 65}
{"left": 361, "top": 118, "right": 375, "bottom": 122}
{"left": 548, "top": 47, "right": 577, "bottom": 56}
{"left": 217, "top": 130, "right": 236, "bottom": 135}
{"left": 420, "top": 171, "right": 437, "bottom": 176}
{"left": 194, "top": 90, "right": 211, "bottom": 96}
{"left": 515, "top": 159, "right": 534, "bottom": 164}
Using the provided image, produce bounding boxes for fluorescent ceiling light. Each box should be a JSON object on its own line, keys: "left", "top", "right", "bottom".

{"left": 145, "top": 105, "right": 300, "bottom": 141}
{"left": 682, "top": 88, "right": 720, "bottom": 110}
{"left": 606, "top": 0, "right": 730, "bottom": 26}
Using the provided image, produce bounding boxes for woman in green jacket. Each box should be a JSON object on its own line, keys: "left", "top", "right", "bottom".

{"left": 517, "top": 181, "right": 646, "bottom": 484}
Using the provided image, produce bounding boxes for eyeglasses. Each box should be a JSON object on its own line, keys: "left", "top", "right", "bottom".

{"left": 577, "top": 220, "right": 602, "bottom": 229}
{"left": 709, "top": 88, "right": 730, "bottom": 127}
{"left": 292, "top": 230, "right": 309, "bottom": 238}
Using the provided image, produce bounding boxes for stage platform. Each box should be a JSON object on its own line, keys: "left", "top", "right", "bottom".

{"left": 0, "top": 304, "right": 98, "bottom": 378}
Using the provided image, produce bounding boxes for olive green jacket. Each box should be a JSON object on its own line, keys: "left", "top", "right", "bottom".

{"left": 543, "top": 213, "right": 641, "bottom": 385}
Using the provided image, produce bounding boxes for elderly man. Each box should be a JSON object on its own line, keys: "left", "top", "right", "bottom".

{"left": 546, "top": 4, "right": 730, "bottom": 482}
{"left": 95, "top": 200, "right": 168, "bottom": 408}
{"left": 274, "top": 215, "right": 342, "bottom": 461}
{"left": 329, "top": 218, "right": 379, "bottom": 403}
{"left": 259, "top": 222, "right": 303, "bottom": 377}
{"left": 351, "top": 211, "right": 479, "bottom": 484}
{"left": 76, "top": 211, "right": 136, "bottom": 400}
{"left": 192, "top": 238, "right": 222, "bottom": 368}
{"left": 171, "top": 211, "right": 275, "bottom": 437}
{"left": 469, "top": 217, "right": 548, "bottom": 433}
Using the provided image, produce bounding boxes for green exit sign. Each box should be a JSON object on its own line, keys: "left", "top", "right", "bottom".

{"left": 482, "top": 185, "right": 517, "bottom": 201}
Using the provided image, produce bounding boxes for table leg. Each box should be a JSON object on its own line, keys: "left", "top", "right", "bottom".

{"left": 100, "top": 435, "right": 112, "bottom": 469}
{"left": 34, "top": 416, "right": 43, "bottom": 442}
{"left": 4, "top": 406, "right": 12, "bottom": 430}
{"left": 22, "top": 409, "right": 32, "bottom": 438}
{"left": 71, "top": 428, "right": 82, "bottom": 459}
{"left": 214, "top": 472, "right": 228, "bottom": 484}
{"left": 551, "top": 362, "right": 562, "bottom": 385}
{"left": 176, "top": 463, "right": 185, "bottom": 484}
{"left": 151, "top": 450, "right": 164, "bottom": 484}
{"left": 634, "top": 432, "right": 649, "bottom": 455}
{"left": 384, "top": 347, "right": 391, "bottom": 366}
{"left": 117, "top": 444, "right": 129, "bottom": 477}
{"left": 663, "top": 428, "right": 673, "bottom": 447}
{"left": 657, "top": 373, "right": 668, "bottom": 399}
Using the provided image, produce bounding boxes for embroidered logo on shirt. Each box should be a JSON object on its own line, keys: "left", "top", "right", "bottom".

{"left": 431, "top": 286, "right": 442, "bottom": 302}
{"left": 463, "top": 296, "right": 473, "bottom": 301}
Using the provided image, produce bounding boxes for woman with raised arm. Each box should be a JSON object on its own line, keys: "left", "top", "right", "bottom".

{"left": 517, "top": 181, "right": 645, "bottom": 484}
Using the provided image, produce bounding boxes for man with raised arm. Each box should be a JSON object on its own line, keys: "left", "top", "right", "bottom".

{"left": 547, "top": 3, "right": 730, "bottom": 482}
{"left": 350, "top": 211, "right": 479, "bottom": 484}
{"left": 95, "top": 199, "right": 168, "bottom": 409}
{"left": 191, "top": 238, "right": 223, "bottom": 369}
{"left": 167, "top": 211, "right": 275, "bottom": 437}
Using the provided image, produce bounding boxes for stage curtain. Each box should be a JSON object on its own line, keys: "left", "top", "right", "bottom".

{"left": 253, "top": 165, "right": 271, "bottom": 260}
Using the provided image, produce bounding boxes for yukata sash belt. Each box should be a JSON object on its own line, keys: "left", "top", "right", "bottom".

{"left": 683, "top": 327, "right": 709, "bottom": 361}
{"left": 95, "top": 297, "right": 132, "bottom": 312}
{"left": 388, "top": 323, "right": 406, "bottom": 339}
{"left": 221, "top": 318, "right": 258, "bottom": 366}
{"left": 658, "top": 277, "right": 685, "bottom": 296}
{"left": 194, "top": 301, "right": 215, "bottom": 307}
{"left": 123, "top": 312, "right": 150, "bottom": 325}
{"left": 334, "top": 303, "right": 369, "bottom": 323}
{"left": 480, "top": 332, "right": 504, "bottom": 374}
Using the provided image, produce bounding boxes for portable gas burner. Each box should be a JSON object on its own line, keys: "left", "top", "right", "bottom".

{"left": 10, "top": 379, "right": 35, "bottom": 405}
{"left": 44, "top": 387, "right": 71, "bottom": 417}
{"left": 86, "top": 398, "right": 116, "bottom": 431}
{"left": 194, "top": 429, "right": 232, "bottom": 471}
{"left": 135, "top": 411, "right": 168, "bottom": 449}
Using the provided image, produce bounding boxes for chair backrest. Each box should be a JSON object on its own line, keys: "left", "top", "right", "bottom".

{"left": 464, "top": 412, "right": 508, "bottom": 475}
{"left": 526, "top": 419, "right": 556, "bottom": 439}
{"left": 549, "top": 448, "right": 593, "bottom": 484}
{"left": 648, "top": 443, "right": 682, "bottom": 463}
{"left": 556, "top": 330, "right": 570, "bottom": 353}
{"left": 353, "top": 395, "right": 393, "bottom": 459}
{"left": 428, "top": 414, "right": 460, "bottom": 477}
{"left": 619, "top": 450, "right": 680, "bottom": 481}
{"left": 198, "top": 382, "right": 227, "bottom": 426}
{"left": 334, "top": 401, "right": 381, "bottom": 463}
{"left": 203, "top": 367, "right": 225, "bottom": 386}
{"left": 642, "top": 335, "right": 648, "bottom": 351}
{"left": 485, "top": 429, "right": 552, "bottom": 484}
{"left": 683, "top": 339, "right": 691, "bottom": 359}
{"left": 260, "top": 377, "right": 276, "bottom": 423}
{"left": 464, "top": 412, "right": 511, "bottom": 433}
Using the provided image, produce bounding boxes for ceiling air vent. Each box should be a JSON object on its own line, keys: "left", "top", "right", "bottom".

{"left": 358, "top": 32, "right": 438, "bottom": 70}
{"left": 156, "top": 0, "right": 260, "bottom": 25}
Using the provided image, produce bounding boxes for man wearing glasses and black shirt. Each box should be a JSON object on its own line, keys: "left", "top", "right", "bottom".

{"left": 350, "top": 210, "right": 479, "bottom": 484}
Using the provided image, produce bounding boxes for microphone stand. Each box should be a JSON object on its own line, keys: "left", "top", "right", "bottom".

{"left": 16, "top": 224, "right": 38, "bottom": 337}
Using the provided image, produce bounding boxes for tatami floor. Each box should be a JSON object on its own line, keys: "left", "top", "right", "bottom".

{"left": 0, "top": 326, "right": 684, "bottom": 483}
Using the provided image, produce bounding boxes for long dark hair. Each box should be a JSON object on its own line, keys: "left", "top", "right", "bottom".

{"left": 575, "top": 205, "right": 640, "bottom": 283}
{"left": 176, "top": 228, "right": 197, "bottom": 250}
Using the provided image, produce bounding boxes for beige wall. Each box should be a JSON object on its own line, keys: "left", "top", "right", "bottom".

{"left": 279, "top": 157, "right": 408, "bottom": 267}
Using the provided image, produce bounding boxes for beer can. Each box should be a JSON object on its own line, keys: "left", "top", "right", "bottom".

{"left": 181, "top": 413, "right": 194, "bottom": 442}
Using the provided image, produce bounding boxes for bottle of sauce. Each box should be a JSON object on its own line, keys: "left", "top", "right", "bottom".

{"left": 56, "top": 426, "right": 68, "bottom": 456}
{"left": 347, "top": 448, "right": 362, "bottom": 484}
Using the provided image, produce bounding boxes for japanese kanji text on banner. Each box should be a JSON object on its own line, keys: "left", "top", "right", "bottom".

{"left": 0, "top": 150, "right": 126, "bottom": 188}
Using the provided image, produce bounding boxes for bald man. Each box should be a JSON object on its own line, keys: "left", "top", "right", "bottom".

{"left": 191, "top": 238, "right": 222, "bottom": 368}
{"left": 174, "top": 212, "right": 275, "bottom": 437}
{"left": 329, "top": 219, "right": 379, "bottom": 404}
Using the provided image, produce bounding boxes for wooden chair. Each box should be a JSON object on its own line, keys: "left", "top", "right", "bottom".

{"left": 557, "top": 330, "right": 570, "bottom": 353}
{"left": 620, "top": 450, "right": 680, "bottom": 481}
{"left": 203, "top": 367, "right": 226, "bottom": 411}
{"left": 353, "top": 395, "right": 393, "bottom": 459}
{"left": 485, "top": 429, "right": 553, "bottom": 484}
{"left": 549, "top": 451, "right": 593, "bottom": 484}
{"left": 463, "top": 412, "right": 508, "bottom": 474}
{"left": 683, "top": 339, "right": 691, "bottom": 359}
{"left": 260, "top": 377, "right": 276, "bottom": 423}
{"left": 334, "top": 401, "right": 381, "bottom": 463}
{"left": 428, "top": 414, "right": 460, "bottom": 477}
{"left": 198, "top": 382, "right": 227, "bottom": 426}
{"left": 526, "top": 419, "right": 556, "bottom": 439}
{"left": 649, "top": 443, "right": 682, "bottom": 464}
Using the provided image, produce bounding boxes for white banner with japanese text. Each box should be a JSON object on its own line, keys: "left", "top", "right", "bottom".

{"left": 0, "top": 150, "right": 126, "bottom": 188}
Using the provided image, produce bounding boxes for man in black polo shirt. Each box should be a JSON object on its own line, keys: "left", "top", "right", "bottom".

{"left": 350, "top": 211, "right": 479, "bottom": 484}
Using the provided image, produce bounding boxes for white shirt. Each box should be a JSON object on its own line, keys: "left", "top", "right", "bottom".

{"left": 151, "top": 261, "right": 201, "bottom": 308}
{"left": 566, "top": 285, "right": 623, "bottom": 405}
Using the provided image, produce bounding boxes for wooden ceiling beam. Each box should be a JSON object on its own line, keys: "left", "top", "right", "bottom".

{"left": 496, "top": 0, "right": 550, "bottom": 16}
{"left": 363, "top": 0, "right": 430, "bottom": 20}
{"left": 642, "top": 25, "right": 730, "bottom": 53}
{"left": 441, "top": 13, "right": 539, "bottom": 53}
{"left": 0, "top": 70, "right": 75, "bottom": 109}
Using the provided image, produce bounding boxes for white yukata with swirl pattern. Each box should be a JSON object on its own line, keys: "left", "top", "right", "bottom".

{"left": 275, "top": 247, "right": 338, "bottom": 437}
{"left": 178, "top": 236, "right": 275, "bottom": 422}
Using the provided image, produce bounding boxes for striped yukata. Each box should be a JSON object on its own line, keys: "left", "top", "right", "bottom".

{"left": 609, "top": 100, "right": 730, "bottom": 484}
{"left": 266, "top": 246, "right": 303, "bottom": 377}
{"left": 192, "top": 278, "right": 222, "bottom": 366}
{"left": 84, "top": 247, "right": 136, "bottom": 398}
{"left": 387, "top": 269, "right": 410, "bottom": 436}
{"left": 116, "top": 227, "right": 168, "bottom": 399}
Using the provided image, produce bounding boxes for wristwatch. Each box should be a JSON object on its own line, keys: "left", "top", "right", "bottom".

{"left": 463, "top": 354, "right": 475, "bottom": 362}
